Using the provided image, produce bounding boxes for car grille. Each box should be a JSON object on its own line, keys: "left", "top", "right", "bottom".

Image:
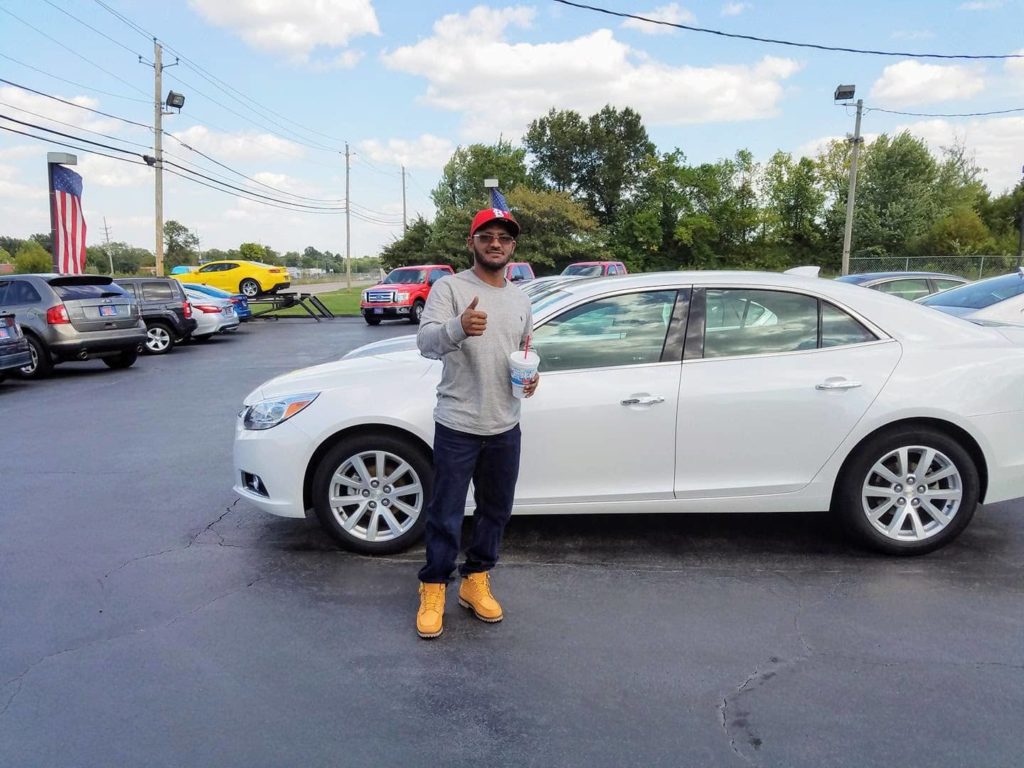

{"left": 366, "top": 290, "right": 394, "bottom": 303}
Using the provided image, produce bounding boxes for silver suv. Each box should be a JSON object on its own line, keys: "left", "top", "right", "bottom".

{"left": 0, "top": 274, "right": 147, "bottom": 378}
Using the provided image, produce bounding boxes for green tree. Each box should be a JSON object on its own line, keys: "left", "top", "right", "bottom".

{"left": 238, "top": 242, "right": 274, "bottom": 263}
{"left": 524, "top": 108, "right": 589, "bottom": 193}
{"left": 430, "top": 140, "right": 529, "bottom": 212}
{"left": 164, "top": 220, "right": 199, "bottom": 268}
{"left": 760, "top": 151, "right": 825, "bottom": 262}
{"left": 14, "top": 240, "right": 52, "bottom": 273}
{"left": 922, "top": 206, "right": 993, "bottom": 255}
{"left": 0, "top": 246, "right": 12, "bottom": 264}
{"left": 380, "top": 216, "right": 441, "bottom": 271}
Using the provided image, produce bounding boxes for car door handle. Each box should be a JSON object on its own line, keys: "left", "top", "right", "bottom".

{"left": 816, "top": 378, "right": 862, "bottom": 390}
{"left": 621, "top": 395, "right": 665, "bottom": 406}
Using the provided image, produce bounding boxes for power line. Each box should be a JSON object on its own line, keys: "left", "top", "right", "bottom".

{"left": 553, "top": 0, "right": 1024, "bottom": 60}
{"left": 0, "top": 112, "right": 143, "bottom": 157}
{"left": 0, "top": 6, "right": 149, "bottom": 97}
{"left": 0, "top": 123, "right": 149, "bottom": 166}
{"left": 0, "top": 77, "right": 151, "bottom": 128}
{"left": 39, "top": 0, "right": 145, "bottom": 59}
{"left": 0, "top": 53, "right": 151, "bottom": 103}
{"left": 91, "top": 0, "right": 153, "bottom": 42}
{"left": 0, "top": 101, "right": 152, "bottom": 149}
{"left": 865, "top": 105, "right": 1024, "bottom": 118}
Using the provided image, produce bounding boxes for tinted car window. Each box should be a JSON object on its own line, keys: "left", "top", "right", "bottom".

{"left": 532, "top": 290, "right": 676, "bottom": 372}
{"left": 51, "top": 283, "right": 126, "bottom": 300}
{"left": 821, "top": 302, "right": 877, "bottom": 347}
{"left": 704, "top": 289, "right": 817, "bottom": 359}
{"left": 921, "top": 273, "right": 1024, "bottom": 309}
{"left": 933, "top": 278, "right": 966, "bottom": 292}
{"left": 142, "top": 282, "right": 174, "bottom": 301}
{"left": 875, "top": 278, "right": 930, "bottom": 301}
{"left": 0, "top": 280, "right": 42, "bottom": 305}
{"left": 562, "top": 264, "right": 603, "bottom": 277}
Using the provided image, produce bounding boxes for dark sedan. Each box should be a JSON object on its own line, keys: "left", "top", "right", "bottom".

{"left": 0, "top": 311, "right": 33, "bottom": 383}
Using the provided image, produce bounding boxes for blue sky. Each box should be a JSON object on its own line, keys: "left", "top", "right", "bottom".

{"left": 1, "top": 0, "right": 1021, "bottom": 259}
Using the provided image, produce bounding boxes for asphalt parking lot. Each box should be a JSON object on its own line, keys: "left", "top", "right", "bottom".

{"left": 2, "top": 317, "right": 1022, "bottom": 768}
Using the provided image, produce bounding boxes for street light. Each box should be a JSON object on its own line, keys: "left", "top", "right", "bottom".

{"left": 835, "top": 84, "right": 863, "bottom": 277}
{"left": 165, "top": 90, "right": 185, "bottom": 111}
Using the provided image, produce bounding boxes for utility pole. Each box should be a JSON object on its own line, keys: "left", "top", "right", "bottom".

{"left": 345, "top": 142, "right": 351, "bottom": 289}
{"left": 841, "top": 98, "right": 863, "bottom": 277}
{"left": 1017, "top": 165, "right": 1024, "bottom": 270}
{"left": 153, "top": 40, "right": 164, "bottom": 277}
{"left": 402, "top": 165, "right": 407, "bottom": 233}
{"left": 102, "top": 216, "right": 113, "bottom": 275}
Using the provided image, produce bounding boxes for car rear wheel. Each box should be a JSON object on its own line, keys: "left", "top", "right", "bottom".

{"left": 833, "top": 426, "right": 978, "bottom": 555}
{"left": 144, "top": 322, "right": 174, "bottom": 355}
{"left": 17, "top": 335, "right": 52, "bottom": 379}
{"left": 409, "top": 299, "right": 425, "bottom": 324}
{"left": 239, "top": 279, "right": 260, "bottom": 298}
{"left": 312, "top": 433, "right": 431, "bottom": 554}
{"left": 103, "top": 349, "right": 138, "bottom": 369}
{"left": 364, "top": 315, "right": 381, "bottom": 326}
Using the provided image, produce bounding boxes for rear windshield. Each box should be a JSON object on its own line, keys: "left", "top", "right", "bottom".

{"left": 52, "top": 283, "right": 128, "bottom": 300}
{"left": 920, "top": 273, "right": 1024, "bottom": 310}
{"left": 562, "top": 264, "right": 603, "bottom": 277}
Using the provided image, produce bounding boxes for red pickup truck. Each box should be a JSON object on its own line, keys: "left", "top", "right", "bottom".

{"left": 361, "top": 265, "right": 455, "bottom": 325}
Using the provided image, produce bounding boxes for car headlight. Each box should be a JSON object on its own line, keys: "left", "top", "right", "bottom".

{"left": 242, "top": 392, "right": 319, "bottom": 430}
{"left": 395, "top": 292, "right": 410, "bottom": 303}
{"left": 362, "top": 291, "right": 369, "bottom": 302}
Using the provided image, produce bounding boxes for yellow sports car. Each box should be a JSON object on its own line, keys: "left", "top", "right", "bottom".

{"left": 172, "top": 260, "right": 290, "bottom": 298}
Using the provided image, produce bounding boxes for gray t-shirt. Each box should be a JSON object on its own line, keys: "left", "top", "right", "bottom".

{"left": 416, "top": 269, "right": 533, "bottom": 436}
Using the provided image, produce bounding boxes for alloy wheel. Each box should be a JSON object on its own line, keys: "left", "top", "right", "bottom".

{"left": 326, "top": 449, "right": 424, "bottom": 543}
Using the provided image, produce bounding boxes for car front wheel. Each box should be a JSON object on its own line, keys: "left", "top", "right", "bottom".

{"left": 239, "top": 279, "right": 260, "bottom": 298}
{"left": 364, "top": 314, "right": 381, "bottom": 326}
{"left": 312, "top": 433, "right": 431, "bottom": 554}
{"left": 409, "top": 299, "right": 424, "bottom": 324}
{"left": 834, "top": 426, "right": 979, "bottom": 555}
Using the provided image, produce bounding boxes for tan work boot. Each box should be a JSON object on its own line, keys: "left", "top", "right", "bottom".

{"left": 458, "top": 572, "right": 503, "bottom": 623}
{"left": 416, "top": 582, "right": 446, "bottom": 639}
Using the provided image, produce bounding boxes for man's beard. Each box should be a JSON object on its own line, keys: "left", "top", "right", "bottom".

{"left": 473, "top": 247, "right": 511, "bottom": 273}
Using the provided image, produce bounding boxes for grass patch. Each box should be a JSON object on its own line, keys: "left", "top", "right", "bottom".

{"left": 248, "top": 287, "right": 363, "bottom": 317}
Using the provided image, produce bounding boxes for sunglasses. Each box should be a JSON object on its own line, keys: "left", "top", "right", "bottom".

{"left": 472, "top": 233, "right": 516, "bottom": 245}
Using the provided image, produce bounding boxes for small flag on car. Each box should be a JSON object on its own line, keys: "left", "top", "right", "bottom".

{"left": 50, "top": 165, "right": 87, "bottom": 275}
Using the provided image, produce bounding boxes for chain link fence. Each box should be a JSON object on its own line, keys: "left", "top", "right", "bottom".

{"left": 850, "top": 255, "right": 1022, "bottom": 280}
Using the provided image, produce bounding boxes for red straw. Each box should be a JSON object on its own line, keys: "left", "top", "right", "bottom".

{"left": 523, "top": 335, "right": 531, "bottom": 359}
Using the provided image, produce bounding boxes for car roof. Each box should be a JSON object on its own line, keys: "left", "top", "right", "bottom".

{"left": 836, "top": 271, "right": 966, "bottom": 284}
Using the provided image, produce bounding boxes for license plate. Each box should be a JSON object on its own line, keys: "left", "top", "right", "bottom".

{"left": 99, "top": 306, "right": 117, "bottom": 317}
{"left": 373, "top": 308, "right": 383, "bottom": 314}
{"left": 0, "top": 328, "right": 8, "bottom": 339}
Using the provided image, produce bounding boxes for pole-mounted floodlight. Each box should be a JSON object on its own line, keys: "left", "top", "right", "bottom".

{"left": 165, "top": 90, "right": 185, "bottom": 111}
{"left": 835, "top": 83, "right": 863, "bottom": 276}
{"left": 483, "top": 178, "right": 499, "bottom": 189}
{"left": 834, "top": 84, "right": 856, "bottom": 102}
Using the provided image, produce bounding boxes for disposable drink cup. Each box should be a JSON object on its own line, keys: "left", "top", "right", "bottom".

{"left": 509, "top": 350, "right": 540, "bottom": 399}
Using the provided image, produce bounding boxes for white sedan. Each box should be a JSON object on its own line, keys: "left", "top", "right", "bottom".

{"left": 233, "top": 271, "right": 1024, "bottom": 556}
{"left": 919, "top": 270, "right": 1024, "bottom": 326}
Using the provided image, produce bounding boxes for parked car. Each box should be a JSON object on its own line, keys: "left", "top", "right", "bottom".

{"left": 115, "top": 277, "right": 197, "bottom": 355}
{"left": 169, "top": 265, "right": 198, "bottom": 276}
{"left": 360, "top": 265, "right": 455, "bottom": 325}
{"left": 835, "top": 271, "right": 968, "bottom": 301}
{"left": 0, "top": 311, "right": 32, "bottom": 383}
{"left": 504, "top": 262, "right": 535, "bottom": 282}
{"left": 0, "top": 274, "right": 145, "bottom": 378}
{"left": 182, "top": 283, "right": 251, "bottom": 320}
{"left": 184, "top": 287, "right": 240, "bottom": 339}
{"left": 172, "top": 260, "right": 290, "bottom": 298}
{"left": 560, "top": 261, "right": 628, "bottom": 277}
{"left": 234, "top": 270, "right": 1024, "bottom": 557}
{"left": 918, "top": 271, "right": 1024, "bottom": 326}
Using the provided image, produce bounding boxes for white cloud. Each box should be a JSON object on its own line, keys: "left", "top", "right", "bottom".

{"left": 870, "top": 61, "right": 985, "bottom": 107}
{"left": 621, "top": 4, "right": 695, "bottom": 34}
{"left": 382, "top": 7, "right": 801, "bottom": 140}
{"left": 0, "top": 163, "right": 45, "bottom": 200}
{"left": 187, "top": 0, "right": 379, "bottom": 65}
{"left": 721, "top": 2, "right": 750, "bottom": 16}
{"left": 169, "top": 125, "right": 306, "bottom": 162}
{"left": 1006, "top": 50, "right": 1024, "bottom": 78}
{"left": 357, "top": 135, "right": 454, "bottom": 169}
{"left": 958, "top": 1, "right": 1003, "bottom": 9}
{"left": 78, "top": 155, "right": 151, "bottom": 188}
{"left": 896, "top": 117, "right": 1024, "bottom": 194}
{"left": 0, "top": 87, "right": 124, "bottom": 136}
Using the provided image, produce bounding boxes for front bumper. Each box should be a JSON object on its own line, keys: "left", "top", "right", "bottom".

{"left": 361, "top": 304, "right": 412, "bottom": 318}
{"left": 233, "top": 416, "right": 312, "bottom": 519}
{"left": 0, "top": 339, "right": 32, "bottom": 372}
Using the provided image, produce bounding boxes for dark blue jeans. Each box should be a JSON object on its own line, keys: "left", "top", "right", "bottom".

{"left": 418, "top": 421, "right": 521, "bottom": 584}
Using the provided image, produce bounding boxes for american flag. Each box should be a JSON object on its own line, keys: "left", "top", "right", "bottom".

{"left": 490, "top": 187, "right": 510, "bottom": 212}
{"left": 50, "top": 165, "right": 87, "bottom": 274}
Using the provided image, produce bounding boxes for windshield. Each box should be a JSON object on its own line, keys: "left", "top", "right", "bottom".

{"left": 562, "top": 264, "right": 603, "bottom": 277}
{"left": 383, "top": 268, "right": 426, "bottom": 285}
{"left": 921, "top": 273, "right": 1024, "bottom": 309}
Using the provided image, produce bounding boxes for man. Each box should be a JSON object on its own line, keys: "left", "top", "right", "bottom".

{"left": 414, "top": 207, "right": 538, "bottom": 639}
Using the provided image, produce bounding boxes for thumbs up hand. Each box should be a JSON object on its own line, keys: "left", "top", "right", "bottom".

{"left": 461, "top": 296, "right": 487, "bottom": 336}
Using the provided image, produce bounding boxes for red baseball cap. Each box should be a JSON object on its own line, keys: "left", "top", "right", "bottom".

{"left": 470, "top": 208, "right": 520, "bottom": 238}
